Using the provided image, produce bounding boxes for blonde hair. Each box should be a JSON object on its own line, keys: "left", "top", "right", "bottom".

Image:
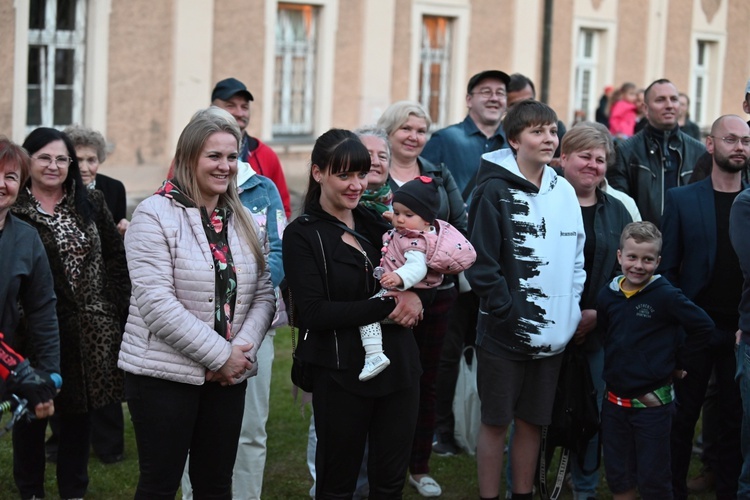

{"left": 173, "top": 107, "right": 265, "bottom": 268}
{"left": 619, "top": 221, "right": 662, "bottom": 253}
{"left": 376, "top": 101, "right": 432, "bottom": 136}
{"left": 561, "top": 122, "right": 615, "bottom": 166}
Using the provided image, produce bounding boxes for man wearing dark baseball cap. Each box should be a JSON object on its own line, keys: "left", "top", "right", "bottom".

{"left": 420, "top": 70, "right": 511, "bottom": 461}
{"left": 210, "top": 77, "right": 291, "bottom": 217}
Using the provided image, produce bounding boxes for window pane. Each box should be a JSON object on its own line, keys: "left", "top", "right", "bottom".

{"left": 28, "top": 46, "right": 45, "bottom": 84}
{"left": 27, "top": 88, "right": 42, "bottom": 125}
{"left": 29, "top": 0, "right": 46, "bottom": 30}
{"left": 419, "top": 16, "right": 452, "bottom": 128}
{"left": 57, "top": 0, "right": 77, "bottom": 31}
{"left": 274, "top": 4, "right": 317, "bottom": 135}
{"left": 54, "top": 88, "right": 73, "bottom": 124}
{"left": 55, "top": 49, "right": 75, "bottom": 85}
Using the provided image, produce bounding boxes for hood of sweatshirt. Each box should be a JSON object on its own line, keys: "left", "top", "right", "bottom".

{"left": 606, "top": 274, "right": 665, "bottom": 293}
{"left": 476, "top": 148, "right": 560, "bottom": 195}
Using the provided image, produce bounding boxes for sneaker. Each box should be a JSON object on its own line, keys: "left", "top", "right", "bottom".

{"left": 687, "top": 469, "right": 716, "bottom": 492}
{"left": 359, "top": 353, "right": 390, "bottom": 381}
{"left": 409, "top": 474, "right": 442, "bottom": 497}
{"left": 432, "top": 432, "right": 460, "bottom": 456}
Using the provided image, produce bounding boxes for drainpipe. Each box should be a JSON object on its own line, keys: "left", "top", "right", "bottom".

{"left": 540, "top": 0, "right": 553, "bottom": 103}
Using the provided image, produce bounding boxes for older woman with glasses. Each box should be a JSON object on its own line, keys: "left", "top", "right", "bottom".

{"left": 11, "top": 128, "right": 130, "bottom": 500}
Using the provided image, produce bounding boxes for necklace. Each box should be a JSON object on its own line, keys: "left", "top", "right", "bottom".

{"left": 352, "top": 236, "right": 376, "bottom": 294}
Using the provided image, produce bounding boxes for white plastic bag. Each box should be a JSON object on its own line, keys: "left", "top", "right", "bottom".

{"left": 452, "top": 346, "right": 481, "bottom": 455}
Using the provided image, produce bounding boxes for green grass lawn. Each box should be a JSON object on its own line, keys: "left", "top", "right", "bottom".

{"left": 0, "top": 328, "right": 714, "bottom": 499}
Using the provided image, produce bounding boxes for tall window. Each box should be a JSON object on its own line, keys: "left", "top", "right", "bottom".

{"left": 692, "top": 41, "right": 709, "bottom": 126}
{"left": 273, "top": 4, "right": 317, "bottom": 136}
{"left": 27, "top": 0, "right": 87, "bottom": 131}
{"left": 419, "top": 16, "right": 452, "bottom": 129}
{"left": 574, "top": 29, "right": 598, "bottom": 122}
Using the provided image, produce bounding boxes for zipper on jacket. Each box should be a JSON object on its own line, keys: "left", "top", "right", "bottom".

{"left": 334, "top": 330, "right": 340, "bottom": 369}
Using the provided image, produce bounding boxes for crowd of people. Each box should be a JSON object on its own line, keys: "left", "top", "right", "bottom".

{"left": 2, "top": 69, "right": 750, "bottom": 500}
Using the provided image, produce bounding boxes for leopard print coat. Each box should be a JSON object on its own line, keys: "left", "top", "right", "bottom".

{"left": 12, "top": 187, "right": 130, "bottom": 415}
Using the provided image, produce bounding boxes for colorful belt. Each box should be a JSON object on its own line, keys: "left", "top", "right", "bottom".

{"left": 606, "top": 384, "right": 674, "bottom": 408}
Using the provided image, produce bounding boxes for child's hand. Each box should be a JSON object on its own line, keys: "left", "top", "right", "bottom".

{"left": 382, "top": 211, "right": 393, "bottom": 222}
{"left": 380, "top": 272, "right": 403, "bottom": 290}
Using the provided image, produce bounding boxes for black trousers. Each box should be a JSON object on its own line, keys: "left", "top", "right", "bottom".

{"left": 125, "top": 373, "right": 246, "bottom": 500}
{"left": 312, "top": 369, "right": 419, "bottom": 499}
{"left": 13, "top": 411, "right": 91, "bottom": 498}
{"left": 670, "top": 325, "right": 742, "bottom": 500}
{"left": 434, "top": 290, "right": 478, "bottom": 436}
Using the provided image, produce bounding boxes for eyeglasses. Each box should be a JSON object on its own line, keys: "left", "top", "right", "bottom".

{"left": 471, "top": 89, "right": 507, "bottom": 99}
{"left": 710, "top": 135, "right": 750, "bottom": 147}
{"left": 32, "top": 154, "right": 72, "bottom": 167}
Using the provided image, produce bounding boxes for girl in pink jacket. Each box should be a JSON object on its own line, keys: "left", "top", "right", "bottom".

{"left": 359, "top": 177, "right": 475, "bottom": 380}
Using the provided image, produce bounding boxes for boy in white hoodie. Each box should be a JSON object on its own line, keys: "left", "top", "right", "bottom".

{"left": 466, "top": 100, "right": 585, "bottom": 500}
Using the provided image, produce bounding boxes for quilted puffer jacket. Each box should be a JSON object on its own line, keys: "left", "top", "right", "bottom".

{"left": 118, "top": 195, "right": 275, "bottom": 385}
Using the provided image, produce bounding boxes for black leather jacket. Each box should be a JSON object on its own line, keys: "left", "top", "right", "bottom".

{"left": 608, "top": 125, "right": 705, "bottom": 227}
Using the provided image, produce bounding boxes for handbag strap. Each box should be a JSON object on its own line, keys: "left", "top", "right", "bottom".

{"left": 538, "top": 425, "right": 569, "bottom": 500}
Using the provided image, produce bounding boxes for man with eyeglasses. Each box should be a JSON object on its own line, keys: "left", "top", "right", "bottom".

{"left": 659, "top": 114, "right": 749, "bottom": 499}
{"left": 690, "top": 79, "right": 750, "bottom": 185}
{"left": 420, "top": 70, "right": 510, "bottom": 459}
{"left": 607, "top": 79, "right": 706, "bottom": 227}
{"left": 422, "top": 70, "right": 510, "bottom": 202}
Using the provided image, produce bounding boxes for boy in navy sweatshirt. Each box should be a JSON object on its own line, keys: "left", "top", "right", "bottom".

{"left": 597, "top": 221, "right": 713, "bottom": 499}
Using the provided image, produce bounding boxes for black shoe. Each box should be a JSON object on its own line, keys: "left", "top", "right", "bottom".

{"left": 432, "top": 433, "right": 460, "bottom": 456}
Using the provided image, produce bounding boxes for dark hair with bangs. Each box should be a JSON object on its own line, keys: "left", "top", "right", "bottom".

{"left": 503, "top": 99, "right": 558, "bottom": 144}
{"left": 22, "top": 127, "right": 93, "bottom": 222}
{"left": 303, "top": 128, "right": 371, "bottom": 211}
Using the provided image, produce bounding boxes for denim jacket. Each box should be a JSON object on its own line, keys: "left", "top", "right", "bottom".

{"left": 238, "top": 171, "right": 286, "bottom": 288}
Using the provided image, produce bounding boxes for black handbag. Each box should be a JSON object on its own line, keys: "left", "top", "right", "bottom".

{"left": 289, "top": 287, "right": 314, "bottom": 392}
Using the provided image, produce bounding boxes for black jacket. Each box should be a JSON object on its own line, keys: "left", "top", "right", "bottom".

{"left": 94, "top": 173, "right": 127, "bottom": 223}
{"left": 0, "top": 213, "right": 60, "bottom": 373}
{"left": 282, "top": 201, "right": 433, "bottom": 396}
{"left": 578, "top": 189, "right": 633, "bottom": 351}
{"left": 608, "top": 125, "right": 706, "bottom": 227}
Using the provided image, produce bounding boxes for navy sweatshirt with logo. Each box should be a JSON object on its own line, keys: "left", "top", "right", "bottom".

{"left": 597, "top": 275, "right": 713, "bottom": 398}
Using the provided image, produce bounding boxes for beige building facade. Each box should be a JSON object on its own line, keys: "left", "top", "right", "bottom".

{"left": 2, "top": 0, "right": 750, "bottom": 200}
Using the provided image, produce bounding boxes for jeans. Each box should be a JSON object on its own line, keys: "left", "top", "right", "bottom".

{"left": 602, "top": 400, "right": 674, "bottom": 499}
{"left": 570, "top": 347, "right": 605, "bottom": 499}
{"left": 736, "top": 340, "right": 750, "bottom": 499}
{"left": 671, "top": 325, "right": 741, "bottom": 500}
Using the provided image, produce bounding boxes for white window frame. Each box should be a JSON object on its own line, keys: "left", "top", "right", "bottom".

{"left": 262, "top": 0, "right": 338, "bottom": 141}
{"left": 12, "top": 0, "right": 111, "bottom": 141}
{"left": 273, "top": 3, "right": 318, "bottom": 136}
{"left": 26, "top": 0, "right": 87, "bottom": 133}
{"left": 419, "top": 15, "right": 453, "bottom": 130}
{"left": 410, "top": 1, "right": 469, "bottom": 126}
{"left": 573, "top": 28, "right": 598, "bottom": 123}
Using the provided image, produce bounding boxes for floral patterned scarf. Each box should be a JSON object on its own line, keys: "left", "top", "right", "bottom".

{"left": 156, "top": 180, "right": 238, "bottom": 339}
{"left": 359, "top": 183, "right": 393, "bottom": 215}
